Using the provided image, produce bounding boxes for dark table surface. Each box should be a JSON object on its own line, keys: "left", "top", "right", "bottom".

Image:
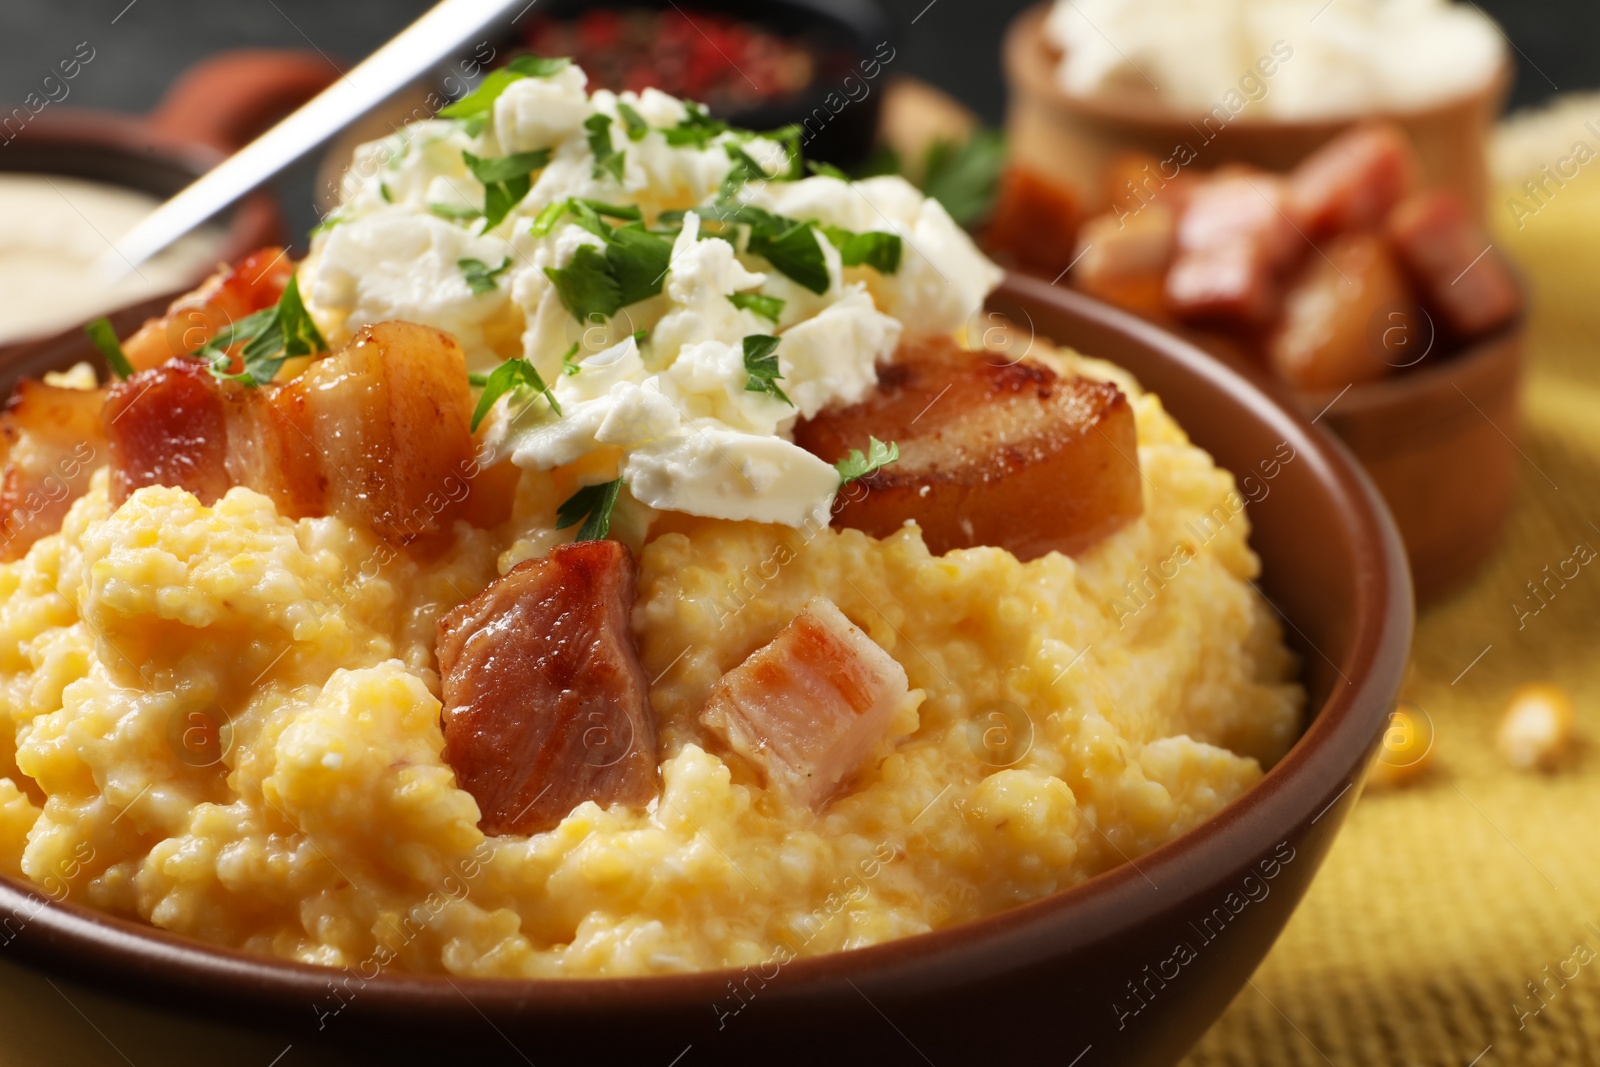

{"left": 0, "top": 0, "right": 1590, "bottom": 242}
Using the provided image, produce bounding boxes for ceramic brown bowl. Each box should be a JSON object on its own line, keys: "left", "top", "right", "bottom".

{"left": 0, "top": 275, "right": 1412, "bottom": 1066}
{"left": 1002, "top": 3, "right": 1511, "bottom": 220}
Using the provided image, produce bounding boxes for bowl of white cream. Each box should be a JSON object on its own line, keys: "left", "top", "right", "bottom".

{"left": 1002, "top": 0, "right": 1510, "bottom": 219}
{"left": 0, "top": 50, "right": 338, "bottom": 354}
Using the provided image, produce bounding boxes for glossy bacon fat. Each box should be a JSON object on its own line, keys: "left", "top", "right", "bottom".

{"left": 700, "top": 597, "right": 911, "bottom": 811}
{"left": 0, "top": 381, "right": 107, "bottom": 561}
{"left": 794, "top": 336, "right": 1143, "bottom": 561}
{"left": 120, "top": 247, "right": 294, "bottom": 372}
{"left": 437, "top": 540, "right": 658, "bottom": 836}
{"left": 104, "top": 321, "right": 479, "bottom": 544}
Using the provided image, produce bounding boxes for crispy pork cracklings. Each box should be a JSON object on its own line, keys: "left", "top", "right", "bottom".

{"left": 795, "top": 336, "right": 1143, "bottom": 561}
{"left": 436, "top": 539, "right": 659, "bottom": 835}
{"left": 104, "top": 321, "right": 478, "bottom": 544}
{"left": 700, "top": 597, "right": 912, "bottom": 810}
{"left": 0, "top": 381, "right": 107, "bottom": 561}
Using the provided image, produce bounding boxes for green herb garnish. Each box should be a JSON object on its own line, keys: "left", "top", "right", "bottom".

{"left": 464, "top": 148, "right": 551, "bottom": 229}
{"left": 662, "top": 102, "right": 728, "bottom": 148}
{"left": 617, "top": 101, "right": 650, "bottom": 141}
{"left": 544, "top": 244, "right": 623, "bottom": 324}
{"left": 742, "top": 334, "right": 792, "bottom": 406}
{"left": 556, "top": 478, "right": 623, "bottom": 541}
{"left": 748, "top": 220, "right": 829, "bottom": 294}
{"left": 823, "top": 225, "right": 903, "bottom": 274}
{"left": 543, "top": 219, "right": 674, "bottom": 324}
{"left": 459, "top": 256, "right": 513, "bottom": 295}
{"left": 439, "top": 56, "right": 573, "bottom": 124}
{"left": 84, "top": 317, "right": 133, "bottom": 380}
{"left": 920, "top": 130, "right": 1006, "bottom": 228}
{"left": 470, "top": 357, "right": 560, "bottom": 431}
{"left": 585, "top": 113, "right": 626, "bottom": 183}
{"left": 834, "top": 437, "right": 900, "bottom": 486}
{"left": 192, "top": 276, "right": 326, "bottom": 387}
{"left": 728, "top": 292, "right": 785, "bottom": 323}
{"left": 561, "top": 341, "right": 582, "bottom": 376}
{"left": 807, "top": 160, "right": 850, "bottom": 180}
{"left": 428, "top": 202, "right": 484, "bottom": 222}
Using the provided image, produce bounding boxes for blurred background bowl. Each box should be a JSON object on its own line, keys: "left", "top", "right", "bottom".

{"left": 1002, "top": 2, "right": 1511, "bottom": 220}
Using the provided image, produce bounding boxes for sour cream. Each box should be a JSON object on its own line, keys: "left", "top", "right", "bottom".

{"left": 1043, "top": 0, "right": 1505, "bottom": 119}
{"left": 0, "top": 174, "right": 223, "bottom": 343}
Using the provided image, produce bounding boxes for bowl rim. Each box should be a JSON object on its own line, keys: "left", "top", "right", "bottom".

{"left": 1003, "top": 1, "right": 1513, "bottom": 133}
{"left": 0, "top": 275, "right": 1413, "bottom": 1024}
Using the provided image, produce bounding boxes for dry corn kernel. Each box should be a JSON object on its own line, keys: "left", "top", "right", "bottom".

{"left": 1368, "top": 703, "right": 1435, "bottom": 789}
{"left": 1497, "top": 684, "right": 1575, "bottom": 772}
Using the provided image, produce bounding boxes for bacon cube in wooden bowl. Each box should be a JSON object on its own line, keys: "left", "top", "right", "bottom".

{"left": 1066, "top": 124, "right": 1526, "bottom": 603}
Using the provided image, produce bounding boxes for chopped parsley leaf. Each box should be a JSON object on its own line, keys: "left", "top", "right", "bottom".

{"left": 561, "top": 341, "right": 582, "bottom": 376}
{"left": 728, "top": 291, "right": 785, "bottom": 323}
{"left": 617, "top": 101, "right": 650, "bottom": 141}
{"left": 632, "top": 328, "right": 649, "bottom": 344}
{"left": 834, "top": 437, "right": 900, "bottom": 486}
{"left": 748, "top": 219, "right": 829, "bottom": 294}
{"left": 470, "top": 357, "right": 560, "bottom": 432}
{"left": 428, "top": 202, "right": 484, "bottom": 222}
{"left": 192, "top": 275, "right": 326, "bottom": 387}
{"left": 822, "top": 225, "right": 902, "bottom": 274}
{"left": 439, "top": 56, "right": 572, "bottom": 123}
{"left": 742, "top": 334, "right": 792, "bottom": 406}
{"left": 379, "top": 183, "right": 394, "bottom": 203}
{"left": 84, "top": 318, "right": 133, "bottom": 380}
{"left": 920, "top": 130, "right": 1006, "bottom": 228}
{"left": 459, "top": 256, "right": 513, "bottom": 295}
{"left": 662, "top": 102, "right": 728, "bottom": 148}
{"left": 585, "top": 113, "right": 626, "bottom": 183}
{"left": 556, "top": 478, "right": 623, "bottom": 541}
{"left": 544, "top": 244, "right": 622, "bottom": 324}
{"left": 605, "top": 225, "right": 672, "bottom": 307}
{"left": 807, "top": 160, "right": 850, "bottom": 180}
{"left": 463, "top": 148, "right": 551, "bottom": 229}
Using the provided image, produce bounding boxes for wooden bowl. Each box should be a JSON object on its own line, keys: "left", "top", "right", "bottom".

{"left": 0, "top": 275, "right": 1411, "bottom": 1065}
{"left": 0, "top": 50, "right": 336, "bottom": 355}
{"left": 1002, "top": 3, "right": 1511, "bottom": 220}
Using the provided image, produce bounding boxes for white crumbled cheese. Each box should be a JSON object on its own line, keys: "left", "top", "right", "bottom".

{"left": 777, "top": 287, "right": 902, "bottom": 419}
{"left": 746, "top": 176, "right": 1003, "bottom": 339}
{"left": 302, "top": 61, "right": 1005, "bottom": 528}
{"left": 1043, "top": 0, "right": 1505, "bottom": 119}
{"left": 624, "top": 426, "right": 841, "bottom": 527}
{"left": 305, "top": 213, "right": 515, "bottom": 357}
{"left": 494, "top": 65, "right": 592, "bottom": 154}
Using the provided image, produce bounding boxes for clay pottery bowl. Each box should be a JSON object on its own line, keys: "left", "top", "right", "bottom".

{"left": 0, "top": 273, "right": 1410, "bottom": 1065}
{"left": 0, "top": 49, "right": 336, "bottom": 360}
{"left": 1002, "top": 2, "right": 1511, "bottom": 221}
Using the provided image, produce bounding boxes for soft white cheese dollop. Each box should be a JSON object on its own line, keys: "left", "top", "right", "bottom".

{"left": 301, "top": 63, "right": 1003, "bottom": 528}
{"left": 1043, "top": 0, "right": 1505, "bottom": 119}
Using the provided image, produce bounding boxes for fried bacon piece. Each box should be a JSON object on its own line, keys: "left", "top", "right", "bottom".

{"left": 0, "top": 382, "right": 107, "bottom": 561}
{"left": 1071, "top": 204, "right": 1176, "bottom": 318}
{"left": 794, "top": 336, "right": 1143, "bottom": 560}
{"left": 1386, "top": 190, "right": 1521, "bottom": 339}
{"left": 437, "top": 540, "right": 658, "bottom": 836}
{"left": 1165, "top": 173, "right": 1301, "bottom": 327}
{"left": 1287, "top": 123, "right": 1419, "bottom": 238}
{"left": 700, "top": 597, "right": 910, "bottom": 811}
{"left": 104, "top": 321, "right": 478, "bottom": 544}
{"left": 120, "top": 247, "right": 294, "bottom": 372}
{"left": 1268, "top": 233, "right": 1414, "bottom": 391}
{"left": 980, "top": 164, "right": 1082, "bottom": 279}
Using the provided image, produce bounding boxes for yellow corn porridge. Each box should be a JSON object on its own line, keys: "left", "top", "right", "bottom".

{"left": 0, "top": 346, "right": 1301, "bottom": 977}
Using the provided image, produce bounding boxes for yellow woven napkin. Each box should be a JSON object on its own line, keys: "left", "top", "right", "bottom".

{"left": 1185, "top": 155, "right": 1600, "bottom": 1066}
